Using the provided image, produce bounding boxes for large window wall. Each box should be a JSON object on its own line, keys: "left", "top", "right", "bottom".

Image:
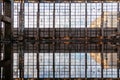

{"left": 5, "top": 2, "right": 120, "bottom": 79}
{"left": 14, "top": 2, "right": 119, "bottom": 28}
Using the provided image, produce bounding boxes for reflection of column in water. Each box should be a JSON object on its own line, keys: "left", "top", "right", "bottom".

{"left": 39, "top": 55, "right": 42, "bottom": 62}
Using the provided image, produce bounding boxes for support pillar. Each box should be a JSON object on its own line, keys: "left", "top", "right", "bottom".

{"left": 3, "top": 0, "right": 13, "bottom": 79}
{"left": 19, "top": 0, "right": 24, "bottom": 78}
{"left": 19, "top": 0, "right": 24, "bottom": 41}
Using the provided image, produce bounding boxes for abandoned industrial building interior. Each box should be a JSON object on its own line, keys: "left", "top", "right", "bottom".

{"left": 0, "top": 0, "right": 120, "bottom": 80}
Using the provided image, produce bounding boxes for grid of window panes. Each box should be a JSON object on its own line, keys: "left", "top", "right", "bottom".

{"left": 11, "top": 2, "right": 120, "bottom": 79}
{"left": 13, "top": 2, "right": 118, "bottom": 29}
{"left": 24, "top": 53, "right": 37, "bottom": 78}
{"left": 24, "top": 3, "right": 38, "bottom": 28}
{"left": 55, "top": 3, "right": 69, "bottom": 28}
{"left": 14, "top": 3, "right": 20, "bottom": 28}
{"left": 103, "top": 53, "right": 118, "bottom": 78}
{"left": 40, "top": 3, "right": 53, "bottom": 28}
{"left": 13, "top": 52, "right": 118, "bottom": 78}
{"left": 55, "top": 53, "right": 69, "bottom": 78}
{"left": 87, "top": 3, "right": 101, "bottom": 28}
{"left": 39, "top": 53, "right": 53, "bottom": 78}
{"left": 71, "top": 3, "right": 85, "bottom": 28}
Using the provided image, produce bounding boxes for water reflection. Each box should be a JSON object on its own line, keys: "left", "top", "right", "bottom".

{"left": 7, "top": 43, "right": 119, "bottom": 78}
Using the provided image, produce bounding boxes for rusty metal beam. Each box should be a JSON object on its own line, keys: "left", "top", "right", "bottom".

{"left": 2, "top": 0, "right": 13, "bottom": 80}
{"left": 11, "top": 28, "right": 117, "bottom": 38}
{"left": 0, "top": 43, "right": 116, "bottom": 53}
{"left": 0, "top": 15, "right": 11, "bottom": 23}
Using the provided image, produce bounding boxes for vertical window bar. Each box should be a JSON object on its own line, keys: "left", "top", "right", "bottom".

{"left": 117, "top": 1, "right": 120, "bottom": 78}
{"left": 117, "top": 2, "right": 120, "bottom": 33}
{"left": 19, "top": 43, "right": 24, "bottom": 78}
{"left": 69, "top": 1, "right": 71, "bottom": 79}
{"left": 43, "top": 3, "right": 45, "bottom": 79}
{"left": 53, "top": 1, "right": 55, "bottom": 79}
{"left": 118, "top": 47, "right": 120, "bottom": 79}
{"left": 37, "top": 0, "right": 40, "bottom": 79}
{"left": 19, "top": 0, "right": 24, "bottom": 40}
{"left": 58, "top": 3, "right": 60, "bottom": 78}
{"left": 101, "top": 2, "right": 103, "bottom": 79}
{"left": 85, "top": 0, "right": 87, "bottom": 79}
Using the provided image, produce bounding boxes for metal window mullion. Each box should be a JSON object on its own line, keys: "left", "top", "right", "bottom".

{"left": 111, "top": 3, "right": 113, "bottom": 34}
{"left": 48, "top": 3, "right": 50, "bottom": 38}
{"left": 33, "top": 3, "right": 35, "bottom": 39}
{"left": 19, "top": 0, "right": 24, "bottom": 41}
{"left": 16, "top": 3, "right": 19, "bottom": 41}
{"left": 89, "top": 3, "right": 92, "bottom": 78}
{"left": 28, "top": 3, "right": 30, "bottom": 41}
{"left": 101, "top": 2, "right": 104, "bottom": 79}
{"left": 85, "top": 1, "right": 87, "bottom": 79}
{"left": 53, "top": 2, "right": 55, "bottom": 79}
{"left": 37, "top": 0, "right": 40, "bottom": 79}
{"left": 43, "top": 3, "right": 45, "bottom": 79}
{"left": 48, "top": 43, "right": 50, "bottom": 78}
{"left": 118, "top": 3, "right": 120, "bottom": 33}
{"left": 117, "top": 2, "right": 120, "bottom": 78}
{"left": 75, "top": 2, "right": 76, "bottom": 78}
{"left": 117, "top": 2, "right": 120, "bottom": 33}
{"left": 118, "top": 47, "right": 120, "bottom": 79}
{"left": 19, "top": 43, "right": 24, "bottom": 78}
{"left": 19, "top": 0, "right": 24, "bottom": 78}
{"left": 69, "top": 1, "right": 71, "bottom": 79}
{"left": 58, "top": 4, "right": 60, "bottom": 78}
{"left": 17, "top": 44, "right": 19, "bottom": 78}
{"left": 32, "top": 3, "right": 34, "bottom": 78}
{"left": 33, "top": 44, "right": 35, "bottom": 78}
